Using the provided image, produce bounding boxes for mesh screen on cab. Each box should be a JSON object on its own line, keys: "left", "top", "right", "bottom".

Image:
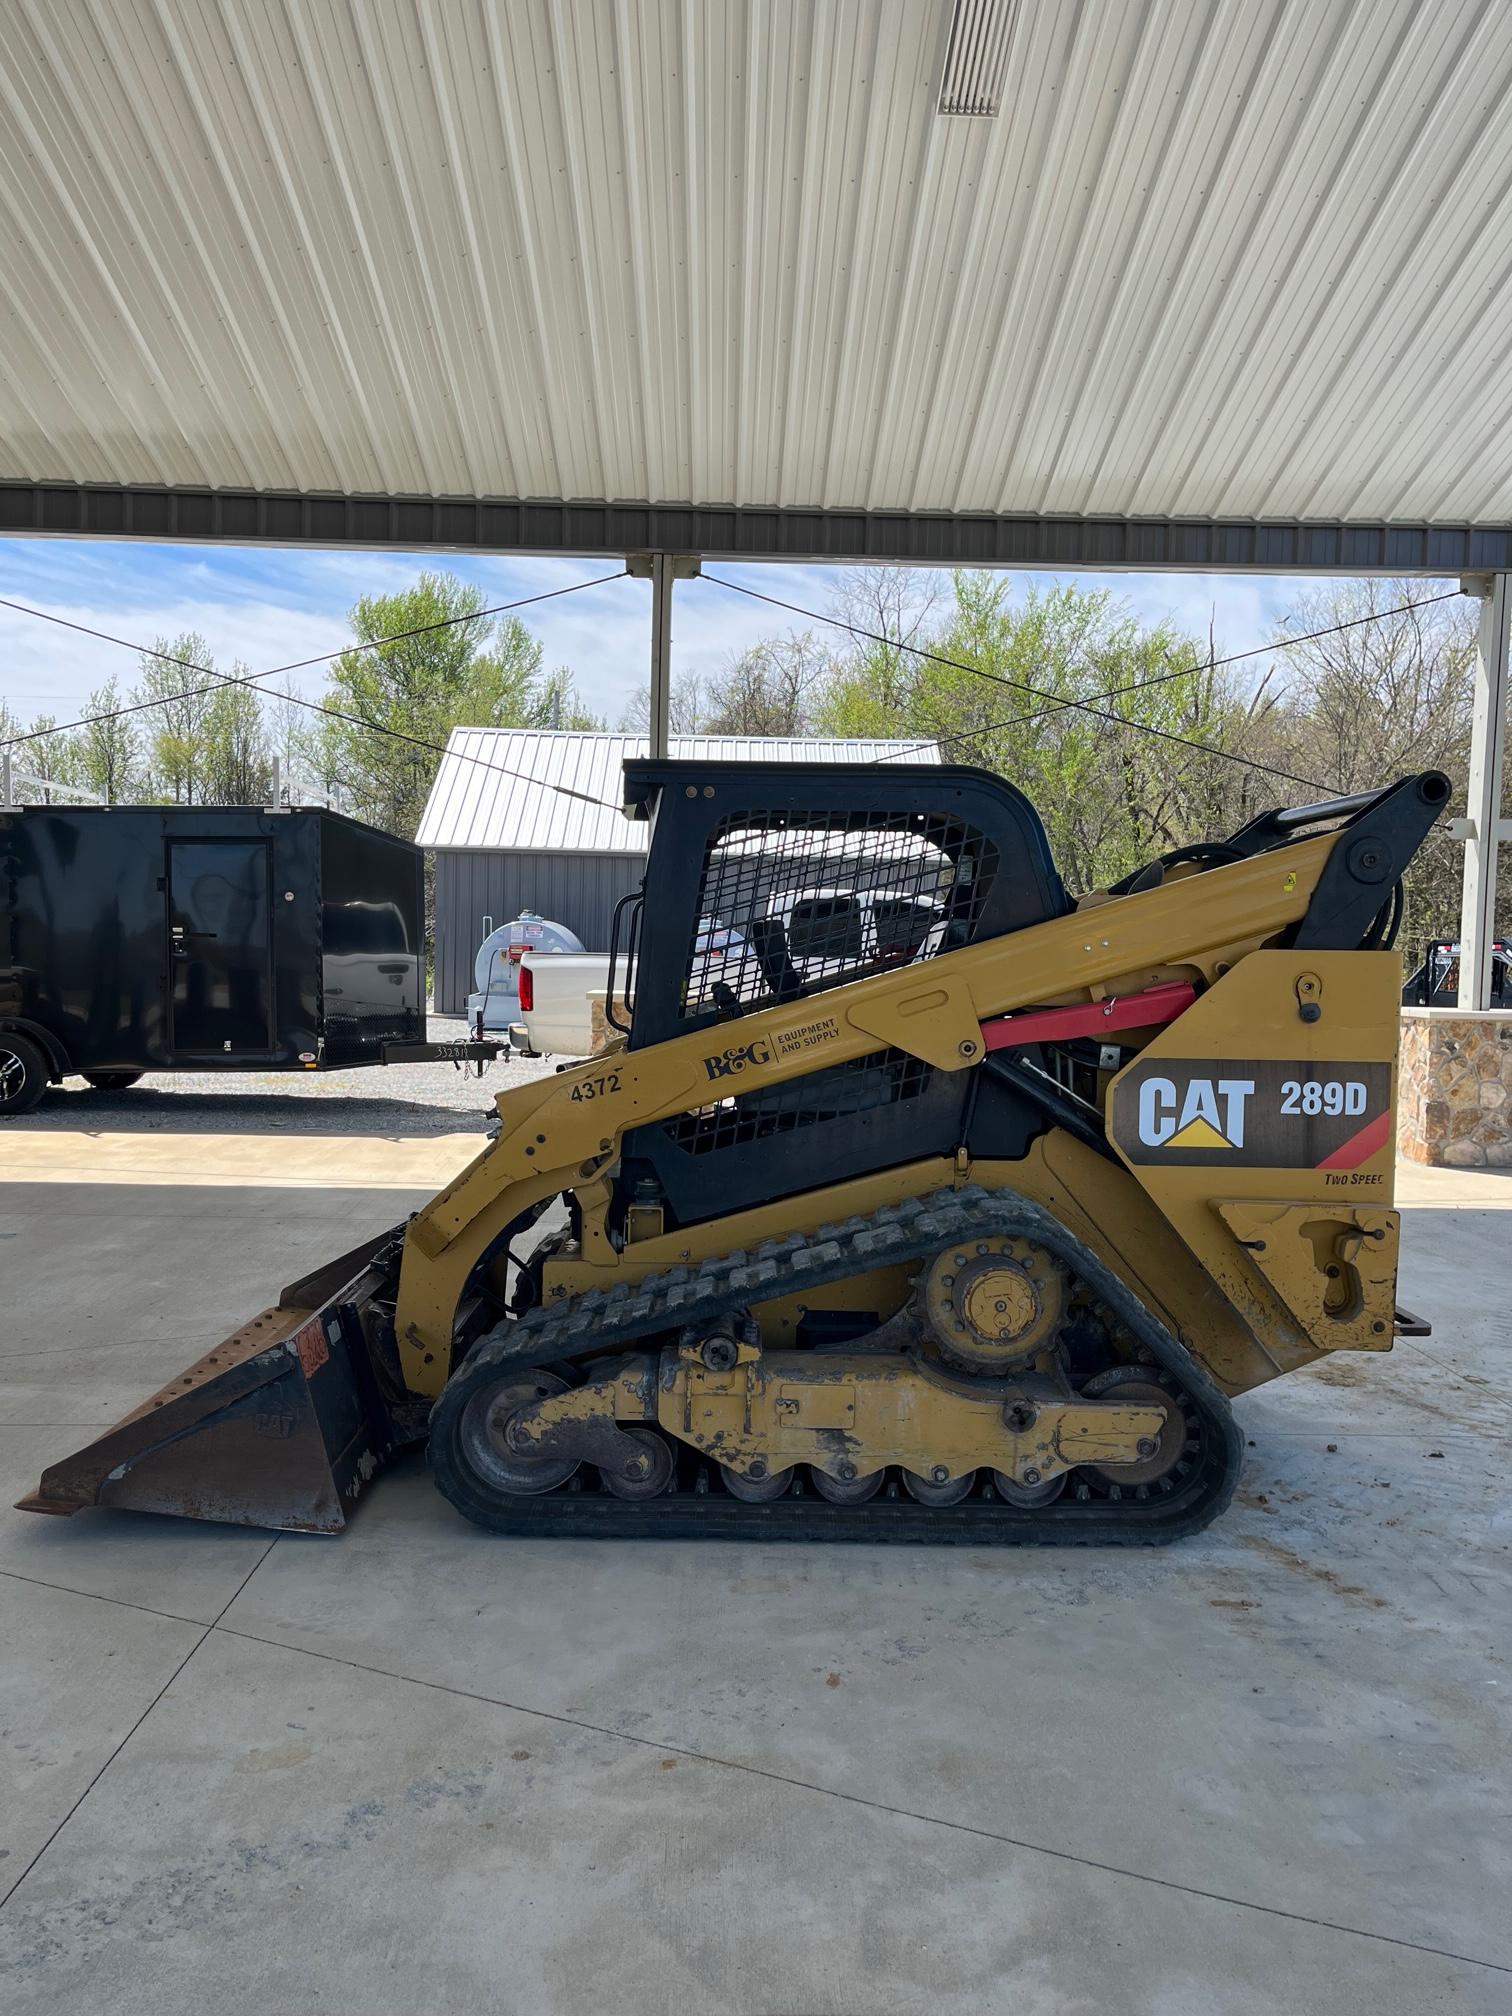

{"left": 681, "top": 806, "right": 996, "bottom": 1019}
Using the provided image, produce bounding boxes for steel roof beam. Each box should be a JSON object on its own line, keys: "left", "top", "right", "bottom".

{"left": 2, "top": 482, "right": 1508, "bottom": 576}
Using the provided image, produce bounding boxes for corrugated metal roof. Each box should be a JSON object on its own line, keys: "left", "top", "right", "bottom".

{"left": 416, "top": 731, "right": 941, "bottom": 852}
{"left": 4, "top": 0, "right": 1511, "bottom": 524}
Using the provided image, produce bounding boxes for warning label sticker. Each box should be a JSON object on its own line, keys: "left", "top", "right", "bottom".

{"left": 295, "top": 1323, "right": 331, "bottom": 1380}
{"left": 1110, "top": 1060, "right": 1393, "bottom": 1170}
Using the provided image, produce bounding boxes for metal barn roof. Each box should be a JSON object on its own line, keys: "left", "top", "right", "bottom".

{"left": 416, "top": 731, "right": 940, "bottom": 853}
{"left": 4, "top": 0, "right": 1512, "bottom": 565}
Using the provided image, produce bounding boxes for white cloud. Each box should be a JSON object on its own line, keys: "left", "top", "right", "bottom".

{"left": 0, "top": 592, "right": 352, "bottom": 727}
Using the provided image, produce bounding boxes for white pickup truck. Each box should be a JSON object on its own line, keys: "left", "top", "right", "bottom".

{"left": 513, "top": 951, "right": 623, "bottom": 1058}
{"left": 515, "top": 920, "right": 749, "bottom": 1057}
{"left": 515, "top": 891, "right": 941, "bottom": 1057}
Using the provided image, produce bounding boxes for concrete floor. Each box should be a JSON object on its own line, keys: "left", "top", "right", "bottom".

{"left": 0, "top": 1128, "right": 1508, "bottom": 2014}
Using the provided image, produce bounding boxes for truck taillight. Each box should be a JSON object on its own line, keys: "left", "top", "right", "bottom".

{"left": 518, "top": 964, "right": 533, "bottom": 1012}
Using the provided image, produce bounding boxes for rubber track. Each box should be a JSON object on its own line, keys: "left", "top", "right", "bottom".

{"left": 427, "top": 1185, "right": 1244, "bottom": 1545}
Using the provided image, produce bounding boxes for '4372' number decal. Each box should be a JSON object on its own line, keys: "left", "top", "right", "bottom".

{"left": 569, "top": 1070, "right": 622, "bottom": 1102}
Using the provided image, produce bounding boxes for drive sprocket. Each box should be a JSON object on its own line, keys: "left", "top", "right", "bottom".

{"left": 921, "top": 1234, "right": 1069, "bottom": 1375}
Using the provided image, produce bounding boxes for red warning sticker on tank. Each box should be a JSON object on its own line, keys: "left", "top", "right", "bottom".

{"left": 1110, "top": 1060, "right": 1393, "bottom": 1170}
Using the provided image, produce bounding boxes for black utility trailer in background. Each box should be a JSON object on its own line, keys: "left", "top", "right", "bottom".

{"left": 0, "top": 804, "right": 497, "bottom": 1114}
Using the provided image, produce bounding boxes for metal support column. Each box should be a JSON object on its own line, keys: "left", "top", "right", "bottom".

{"left": 1456, "top": 573, "right": 1511, "bottom": 1010}
{"left": 627, "top": 554, "right": 701, "bottom": 758}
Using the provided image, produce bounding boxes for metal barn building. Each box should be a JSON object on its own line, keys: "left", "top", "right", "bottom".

{"left": 417, "top": 730, "right": 938, "bottom": 1015}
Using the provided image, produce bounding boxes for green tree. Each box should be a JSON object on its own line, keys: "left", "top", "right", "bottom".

{"left": 0, "top": 700, "right": 26, "bottom": 796}
{"left": 133, "top": 634, "right": 215, "bottom": 802}
{"left": 15, "top": 713, "right": 87, "bottom": 801}
{"left": 129, "top": 638, "right": 279, "bottom": 804}
{"left": 704, "top": 633, "right": 833, "bottom": 735}
{"left": 882, "top": 575, "right": 1229, "bottom": 893}
{"left": 1247, "top": 579, "right": 1486, "bottom": 941}
{"left": 200, "top": 670, "right": 273, "bottom": 804}
{"left": 528, "top": 665, "right": 602, "bottom": 732}
{"left": 1, "top": 704, "right": 71, "bottom": 800}
{"left": 812, "top": 567, "right": 940, "bottom": 735}
{"left": 74, "top": 676, "right": 142, "bottom": 802}
{"left": 320, "top": 572, "right": 597, "bottom": 836}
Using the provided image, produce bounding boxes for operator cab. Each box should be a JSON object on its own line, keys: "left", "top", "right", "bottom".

{"left": 612, "top": 759, "right": 1070, "bottom": 1229}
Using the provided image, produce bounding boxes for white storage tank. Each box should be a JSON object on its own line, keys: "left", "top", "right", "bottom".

{"left": 467, "top": 912, "right": 585, "bottom": 1031}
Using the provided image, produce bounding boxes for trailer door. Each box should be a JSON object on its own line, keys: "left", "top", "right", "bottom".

{"left": 167, "top": 839, "right": 274, "bottom": 1053}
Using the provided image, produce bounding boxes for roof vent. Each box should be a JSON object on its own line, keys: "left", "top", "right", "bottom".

{"left": 937, "top": 0, "right": 1016, "bottom": 117}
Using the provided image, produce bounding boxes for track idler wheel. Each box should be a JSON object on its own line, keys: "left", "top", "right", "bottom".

{"left": 1079, "top": 1365, "right": 1191, "bottom": 1491}
{"left": 455, "top": 1369, "right": 579, "bottom": 1497}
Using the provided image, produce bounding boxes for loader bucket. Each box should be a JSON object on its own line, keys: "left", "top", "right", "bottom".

{"left": 16, "top": 1230, "right": 407, "bottom": 1533}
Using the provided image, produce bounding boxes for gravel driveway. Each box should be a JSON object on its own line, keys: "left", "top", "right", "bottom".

{"left": 12, "top": 1016, "right": 564, "bottom": 1137}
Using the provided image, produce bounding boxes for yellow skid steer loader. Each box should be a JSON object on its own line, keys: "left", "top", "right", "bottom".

{"left": 20, "top": 760, "right": 1449, "bottom": 1544}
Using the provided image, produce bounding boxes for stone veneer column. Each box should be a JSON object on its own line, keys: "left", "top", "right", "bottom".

{"left": 1397, "top": 1007, "right": 1512, "bottom": 1166}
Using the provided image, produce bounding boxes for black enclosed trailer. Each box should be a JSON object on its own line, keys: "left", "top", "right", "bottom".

{"left": 0, "top": 803, "right": 497, "bottom": 1113}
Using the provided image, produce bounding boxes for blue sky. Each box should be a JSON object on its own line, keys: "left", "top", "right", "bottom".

{"left": 0, "top": 535, "right": 1384, "bottom": 734}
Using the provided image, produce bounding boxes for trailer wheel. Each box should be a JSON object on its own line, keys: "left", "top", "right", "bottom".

{"left": 82, "top": 1071, "right": 143, "bottom": 1092}
{"left": 0, "top": 1033, "right": 49, "bottom": 1116}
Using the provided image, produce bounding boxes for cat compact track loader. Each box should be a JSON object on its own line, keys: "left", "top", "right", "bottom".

{"left": 20, "top": 759, "right": 1450, "bottom": 1545}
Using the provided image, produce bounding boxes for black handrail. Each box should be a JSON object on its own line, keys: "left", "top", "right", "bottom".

{"left": 605, "top": 889, "right": 642, "bottom": 1036}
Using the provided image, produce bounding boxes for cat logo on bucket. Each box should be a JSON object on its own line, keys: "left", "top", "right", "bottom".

{"left": 1137, "top": 1076, "right": 1252, "bottom": 1151}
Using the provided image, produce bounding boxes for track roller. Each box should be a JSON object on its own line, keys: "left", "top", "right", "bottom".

{"left": 600, "top": 1427, "right": 676, "bottom": 1500}
{"left": 810, "top": 1466, "right": 883, "bottom": 1505}
{"left": 903, "top": 1468, "right": 976, "bottom": 1508}
{"left": 992, "top": 1470, "right": 1067, "bottom": 1508}
{"left": 720, "top": 1462, "right": 795, "bottom": 1503}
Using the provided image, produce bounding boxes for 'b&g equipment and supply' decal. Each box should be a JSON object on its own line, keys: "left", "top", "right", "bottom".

{"left": 1110, "top": 1060, "right": 1393, "bottom": 1170}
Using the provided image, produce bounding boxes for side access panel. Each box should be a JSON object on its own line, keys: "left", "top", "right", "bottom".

{"left": 1106, "top": 950, "right": 1402, "bottom": 1374}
